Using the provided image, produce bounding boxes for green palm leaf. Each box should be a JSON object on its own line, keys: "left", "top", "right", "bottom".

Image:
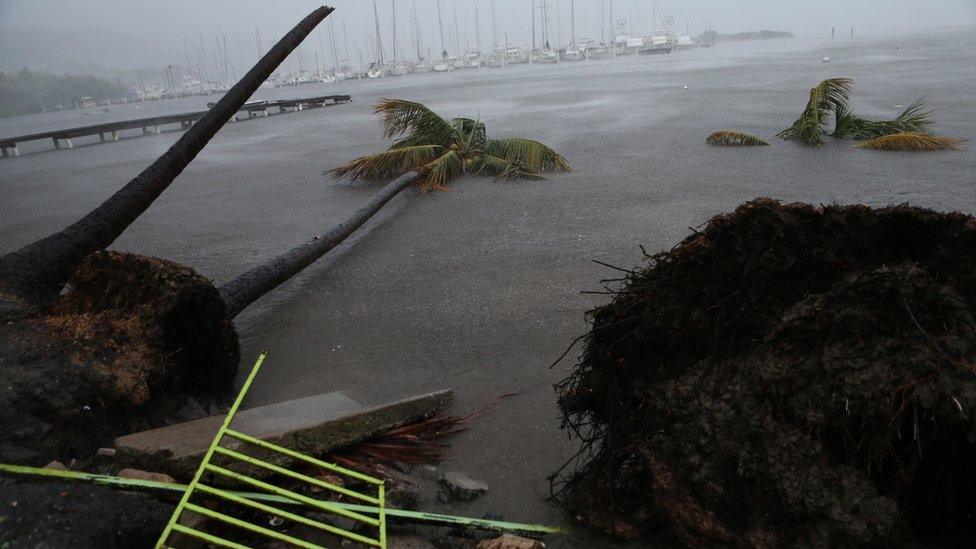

{"left": 486, "top": 138, "right": 571, "bottom": 172}
{"left": 454, "top": 117, "right": 487, "bottom": 151}
{"left": 476, "top": 153, "right": 545, "bottom": 180}
{"left": 330, "top": 144, "right": 445, "bottom": 181}
{"left": 330, "top": 99, "right": 569, "bottom": 192}
{"left": 778, "top": 78, "right": 854, "bottom": 145}
{"left": 374, "top": 98, "right": 456, "bottom": 146}
{"left": 833, "top": 97, "right": 933, "bottom": 139}
{"left": 418, "top": 150, "right": 464, "bottom": 191}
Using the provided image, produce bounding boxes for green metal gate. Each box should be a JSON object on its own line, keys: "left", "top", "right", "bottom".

{"left": 156, "top": 353, "right": 387, "bottom": 548}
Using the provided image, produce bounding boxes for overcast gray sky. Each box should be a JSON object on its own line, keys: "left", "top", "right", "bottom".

{"left": 1, "top": 0, "right": 974, "bottom": 75}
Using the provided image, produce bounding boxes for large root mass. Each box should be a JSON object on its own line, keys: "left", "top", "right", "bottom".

{"left": 555, "top": 199, "right": 976, "bottom": 545}
{"left": 0, "top": 251, "right": 238, "bottom": 462}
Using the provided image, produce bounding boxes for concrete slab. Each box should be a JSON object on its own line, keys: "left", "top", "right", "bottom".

{"left": 115, "top": 389, "right": 452, "bottom": 480}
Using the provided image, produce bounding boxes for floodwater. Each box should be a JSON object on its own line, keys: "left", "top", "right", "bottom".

{"left": 2, "top": 29, "right": 975, "bottom": 546}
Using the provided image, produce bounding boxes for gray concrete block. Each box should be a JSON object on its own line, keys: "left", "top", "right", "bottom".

{"left": 115, "top": 389, "right": 453, "bottom": 480}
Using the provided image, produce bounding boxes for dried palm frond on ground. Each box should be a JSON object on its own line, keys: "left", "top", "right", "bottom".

{"left": 553, "top": 199, "right": 976, "bottom": 546}
{"left": 857, "top": 132, "right": 967, "bottom": 151}
{"left": 324, "top": 413, "right": 472, "bottom": 483}
{"left": 777, "top": 77, "right": 854, "bottom": 145}
{"left": 833, "top": 97, "right": 933, "bottom": 139}
{"left": 312, "top": 393, "right": 517, "bottom": 484}
{"left": 705, "top": 131, "right": 770, "bottom": 146}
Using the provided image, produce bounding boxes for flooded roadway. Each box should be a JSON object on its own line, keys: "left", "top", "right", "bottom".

{"left": 2, "top": 29, "right": 975, "bottom": 545}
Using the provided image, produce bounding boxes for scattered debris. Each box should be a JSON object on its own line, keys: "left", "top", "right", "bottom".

{"left": 327, "top": 411, "right": 472, "bottom": 483}
{"left": 117, "top": 468, "right": 175, "bottom": 484}
{"left": 554, "top": 199, "right": 976, "bottom": 545}
{"left": 439, "top": 472, "right": 489, "bottom": 502}
{"left": 44, "top": 460, "right": 67, "bottom": 471}
{"left": 389, "top": 534, "right": 438, "bottom": 548}
{"left": 1, "top": 461, "right": 565, "bottom": 537}
{"left": 477, "top": 534, "right": 545, "bottom": 549}
{"left": 0, "top": 481, "right": 171, "bottom": 548}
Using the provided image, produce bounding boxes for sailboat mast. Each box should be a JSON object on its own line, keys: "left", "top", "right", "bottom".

{"left": 531, "top": 0, "right": 536, "bottom": 50}
{"left": 492, "top": 0, "right": 498, "bottom": 50}
{"left": 611, "top": 1, "right": 615, "bottom": 39}
{"left": 373, "top": 0, "right": 384, "bottom": 64}
{"left": 600, "top": 0, "right": 605, "bottom": 43}
{"left": 329, "top": 19, "right": 340, "bottom": 71}
{"left": 453, "top": 8, "right": 460, "bottom": 58}
{"left": 436, "top": 0, "right": 446, "bottom": 57}
{"left": 254, "top": 29, "right": 263, "bottom": 62}
{"left": 541, "top": 1, "right": 550, "bottom": 50}
{"left": 411, "top": 0, "right": 421, "bottom": 61}
{"left": 571, "top": 0, "right": 576, "bottom": 47}
{"left": 392, "top": 0, "right": 398, "bottom": 64}
{"left": 476, "top": 4, "right": 482, "bottom": 52}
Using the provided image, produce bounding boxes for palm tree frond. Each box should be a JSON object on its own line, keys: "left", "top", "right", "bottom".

{"left": 374, "top": 98, "right": 456, "bottom": 145}
{"left": 454, "top": 117, "right": 487, "bottom": 150}
{"left": 833, "top": 97, "right": 934, "bottom": 139}
{"left": 486, "top": 138, "right": 571, "bottom": 172}
{"left": 477, "top": 153, "right": 545, "bottom": 180}
{"left": 856, "top": 132, "right": 966, "bottom": 151}
{"left": 778, "top": 78, "right": 854, "bottom": 145}
{"left": 417, "top": 150, "right": 464, "bottom": 191}
{"left": 330, "top": 144, "right": 444, "bottom": 181}
{"left": 706, "top": 131, "right": 770, "bottom": 146}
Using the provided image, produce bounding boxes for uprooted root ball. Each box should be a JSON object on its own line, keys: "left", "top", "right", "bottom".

{"left": 554, "top": 199, "right": 976, "bottom": 546}
{"left": 0, "top": 251, "right": 239, "bottom": 462}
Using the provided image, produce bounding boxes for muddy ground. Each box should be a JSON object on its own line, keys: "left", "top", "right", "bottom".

{"left": 2, "top": 29, "right": 975, "bottom": 545}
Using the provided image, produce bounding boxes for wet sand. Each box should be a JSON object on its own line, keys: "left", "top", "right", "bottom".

{"left": 2, "top": 29, "right": 975, "bottom": 545}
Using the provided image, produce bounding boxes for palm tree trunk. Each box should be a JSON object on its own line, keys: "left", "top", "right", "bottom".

{"left": 0, "top": 6, "right": 334, "bottom": 306}
{"left": 219, "top": 171, "right": 419, "bottom": 318}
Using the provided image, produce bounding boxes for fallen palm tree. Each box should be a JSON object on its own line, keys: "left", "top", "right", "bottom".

{"left": 553, "top": 199, "right": 976, "bottom": 545}
{"left": 331, "top": 98, "right": 570, "bottom": 192}
{"left": 0, "top": 31, "right": 571, "bottom": 464}
{"left": 857, "top": 132, "right": 967, "bottom": 151}
{"left": 776, "top": 77, "right": 854, "bottom": 145}
{"left": 0, "top": 7, "right": 342, "bottom": 463}
{"left": 775, "top": 78, "right": 962, "bottom": 148}
{"left": 705, "top": 131, "right": 770, "bottom": 146}
{"left": 832, "top": 97, "right": 933, "bottom": 139}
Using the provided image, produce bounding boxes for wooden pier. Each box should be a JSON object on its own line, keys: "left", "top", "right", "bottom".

{"left": 0, "top": 94, "right": 351, "bottom": 158}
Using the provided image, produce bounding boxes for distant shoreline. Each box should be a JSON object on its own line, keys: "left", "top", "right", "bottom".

{"left": 718, "top": 30, "right": 794, "bottom": 42}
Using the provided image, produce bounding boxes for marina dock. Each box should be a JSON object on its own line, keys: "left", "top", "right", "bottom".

{"left": 0, "top": 94, "right": 351, "bottom": 158}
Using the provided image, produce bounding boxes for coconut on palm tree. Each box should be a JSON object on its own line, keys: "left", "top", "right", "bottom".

{"left": 331, "top": 99, "right": 570, "bottom": 192}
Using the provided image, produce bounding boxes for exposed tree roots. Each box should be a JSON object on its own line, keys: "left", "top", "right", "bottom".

{"left": 0, "top": 251, "right": 238, "bottom": 463}
{"left": 553, "top": 199, "right": 976, "bottom": 546}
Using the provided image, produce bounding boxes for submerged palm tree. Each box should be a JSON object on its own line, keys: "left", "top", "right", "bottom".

{"left": 777, "top": 78, "right": 854, "bottom": 145}
{"left": 0, "top": 7, "right": 334, "bottom": 307}
{"left": 706, "top": 131, "right": 770, "bottom": 146}
{"left": 331, "top": 99, "right": 570, "bottom": 192}
{"left": 857, "top": 132, "right": 967, "bottom": 151}
{"left": 833, "top": 97, "right": 933, "bottom": 139}
{"left": 778, "top": 78, "right": 940, "bottom": 147}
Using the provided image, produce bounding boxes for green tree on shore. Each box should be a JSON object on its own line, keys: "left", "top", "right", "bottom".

{"left": 0, "top": 67, "right": 126, "bottom": 117}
